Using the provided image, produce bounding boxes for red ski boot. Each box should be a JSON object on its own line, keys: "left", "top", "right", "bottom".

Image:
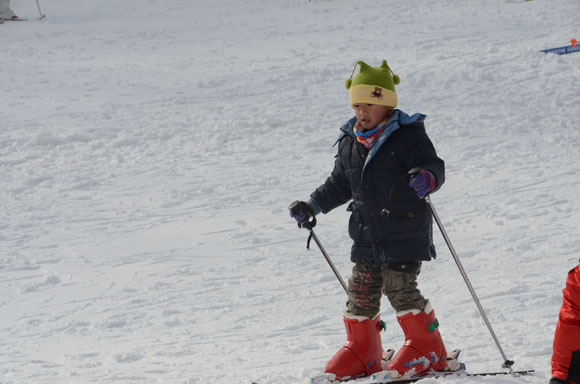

{"left": 324, "top": 312, "right": 383, "bottom": 381}
{"left": 387, "top": 302, "right": 448, "bottom": 377}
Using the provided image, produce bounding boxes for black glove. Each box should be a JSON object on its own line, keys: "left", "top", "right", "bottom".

{"left": 288, "top": 200, "right": 315, "bottom": 229}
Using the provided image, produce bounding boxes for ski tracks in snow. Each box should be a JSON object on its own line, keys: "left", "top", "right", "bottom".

{"left": 1, "top": 0, "right": 579, "bottom": 383}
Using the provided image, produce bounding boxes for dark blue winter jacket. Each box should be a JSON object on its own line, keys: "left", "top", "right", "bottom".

{"left": 309, "top": 110, "right": 445, "bottom": 266}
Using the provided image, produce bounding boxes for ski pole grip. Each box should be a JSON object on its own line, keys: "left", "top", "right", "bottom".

{"left": 288, "top": 200, "right": 317, "bottom": 230}
{"left": 408, "top": 167, "right": 422, "bottom": 177}
{"left": 302, "top": 215, "right": 317, "bottom": 230}
{"left": 408, "top": 167, "right": 430, "bottom": 200}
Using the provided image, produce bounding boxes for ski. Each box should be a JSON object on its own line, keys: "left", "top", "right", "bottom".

{"left": 256, "top": 367, "right": 535, "bottom": 384}
{"left": 310, "top": 349, "right": 466, "bottom": 384}
{"left": 309, "top": 368, "right": 535, "bottom": 384}
{"left": 367, "top": 368, "right": 535, "bottom": 383}
{"left": 367, "top": 348, "right": 467, "bottom": 383}
{"left": 275, "top": 348, "right": 534, "bottom": 384}
{"left": 2, "top": 15, "right": 46, "bottom": 22}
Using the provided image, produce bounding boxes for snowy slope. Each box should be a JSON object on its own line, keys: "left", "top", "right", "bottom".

{"left": 1, "top": 0, "right": 580, "bottom": 383}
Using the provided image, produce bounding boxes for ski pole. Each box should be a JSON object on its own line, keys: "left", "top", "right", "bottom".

{"left": 425, "top": 194, "right": 516, "bottom": 375}
{"left": 290, "top": 206, "right": 350, "bottom": 296}
{"left": 306, "top": 226, "right": 349, "bottom": 296}
{"left": 35, "top": 0, "right": 45, "bottom": 19}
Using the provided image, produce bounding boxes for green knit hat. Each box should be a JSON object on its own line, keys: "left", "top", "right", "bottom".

{"left": 345, "top": 60, "right": 400, "bottom": 107}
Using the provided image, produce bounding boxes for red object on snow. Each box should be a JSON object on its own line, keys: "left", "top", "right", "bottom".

{"left": 325, "top": 314, "right": 383, "bottom": 380}
{"left": 551, "top": 260, "right": 580, "bottom": 384}
{"left": 571, "top": 38, "right": 578, "bottom": 47}
{"left": 387, "top": 307, "right": 448, "bottom": 376}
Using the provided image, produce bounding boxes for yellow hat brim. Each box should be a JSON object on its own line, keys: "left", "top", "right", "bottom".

{"left": 349, "top": 84, "right": 397, "bottom": 108}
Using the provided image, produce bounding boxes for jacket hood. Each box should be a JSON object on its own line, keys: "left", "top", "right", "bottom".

{"left": 334, "top": 110, "right": 427, "bottom": 177}
{"left": 335, "top": 109, "right": 426, "bottom": 146}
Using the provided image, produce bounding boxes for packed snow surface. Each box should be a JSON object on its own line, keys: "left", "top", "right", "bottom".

{"left": 1, "top": 0, "right": 580, "bottom": 383}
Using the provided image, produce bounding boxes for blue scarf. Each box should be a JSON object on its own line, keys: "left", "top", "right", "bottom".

{"left": 353, "top": 119, "right": 388, "bottom": 149}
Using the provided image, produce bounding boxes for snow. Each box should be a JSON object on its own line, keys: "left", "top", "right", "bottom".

{"left": 1, "top": 0, "right": 579, "bottom": 383}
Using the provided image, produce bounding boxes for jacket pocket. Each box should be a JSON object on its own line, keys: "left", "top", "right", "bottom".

{"left": 348, "top": 202, "right": 365, "bottom": 241}
{"left": 383, "top": 200, "right": 429, "bottom": 240}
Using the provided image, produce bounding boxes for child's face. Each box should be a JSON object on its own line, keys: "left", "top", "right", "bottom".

{"left": 352, "top": 103, "right": 392, "bottom": 131}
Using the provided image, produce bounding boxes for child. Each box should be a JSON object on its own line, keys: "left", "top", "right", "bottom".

{"left": 289, "top": 60, "right": 449, "bottom": 380}
{"left": 0, "top": 0, "right": 18, "bottom": 20}
{"left": 550, "top": 260, "right": 580, "bottom": 384}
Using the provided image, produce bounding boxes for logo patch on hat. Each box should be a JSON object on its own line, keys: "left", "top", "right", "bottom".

{"left": 370, "top": 87, "right": 383, "bottom": 100}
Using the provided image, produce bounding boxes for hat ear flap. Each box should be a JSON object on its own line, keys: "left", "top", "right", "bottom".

{"left": 345, "top": 61, "right": 361, "bottom": 89}
{"left": 382, "top": 60, "right": 400, "bottom": 85}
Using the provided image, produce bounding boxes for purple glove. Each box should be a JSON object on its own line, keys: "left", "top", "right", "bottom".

{"left": 288, "top": 200, "right": 314, "bottom": 228}
{"left": 409, "top": 170, "right": 436, "bottom": 198}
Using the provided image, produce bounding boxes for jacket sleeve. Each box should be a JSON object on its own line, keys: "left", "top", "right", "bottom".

{"left": 551, "top": 262, "right": 580, "bottom": 383}
{"left": 399, "top": 125, "right": 445, "bottom": 191}
{"left": 309, "top": 140, "right": 352, "bottom": 214}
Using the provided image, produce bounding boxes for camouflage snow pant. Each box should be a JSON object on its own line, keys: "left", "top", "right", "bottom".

{"left": 346, "top": 261, "right": 427, "bottom": 318}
